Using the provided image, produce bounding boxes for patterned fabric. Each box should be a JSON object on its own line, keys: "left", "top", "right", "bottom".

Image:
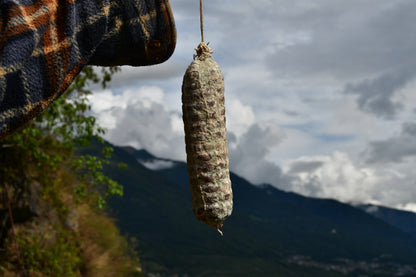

{"left": 0, "top": 0, "right": 176, "bottom": 139}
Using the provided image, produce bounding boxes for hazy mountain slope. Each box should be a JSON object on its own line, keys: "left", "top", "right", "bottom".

{"left": 357, "top": 204, "right": 416, "bottom": 238}
{"left": 78, "top": 142, "right": 416, "bottom": 277}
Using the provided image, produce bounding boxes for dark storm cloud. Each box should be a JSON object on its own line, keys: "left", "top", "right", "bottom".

{"left": 402, "top": 122, "right": 416, "bottom": 136}
{"left": 365, "top": 122, "right": 416, "bottom": 163}
{"left": 344, "top": 70, "right": 411, "bottom": 119}
{"left": 266, "top": 1, "right": 416, "bottom": 78}
{"left": 287, "top": 160, "right": 324, "bottom": 174}
{"left": 261, "top": 0, "right": 416, "bottom": 118}
{"left": 229, "top": 123, "right": 294, "bottom": 188}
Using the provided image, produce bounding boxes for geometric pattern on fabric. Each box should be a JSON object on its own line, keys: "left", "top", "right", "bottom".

{"left": 0, "top": 0, "right": 176, "bottom": 139}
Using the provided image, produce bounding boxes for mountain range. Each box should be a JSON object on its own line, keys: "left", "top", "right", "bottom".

{"left": 356, "top": 204, "right": 416, "bottom": 240}
{"left": 78, "top": 141, "right": 416, "bottom": 277}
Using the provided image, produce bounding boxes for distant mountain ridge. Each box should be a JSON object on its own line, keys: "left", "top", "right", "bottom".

{"left": 357, "top": 204, "right": 416, "bottom": 239}
{"left": 78, "top": 141, "right": 416, "bottom": 277}
{"left": 130, "top": 148, "right": 416, "bottom": 240}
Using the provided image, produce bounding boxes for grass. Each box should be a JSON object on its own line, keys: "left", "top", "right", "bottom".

{"left": 77, "top": 203, "right": 142, "bottom": 277}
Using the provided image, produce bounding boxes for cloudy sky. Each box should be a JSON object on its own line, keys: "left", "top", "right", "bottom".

{"left": 87, "top": 0, "right": 416, "bottom": 212}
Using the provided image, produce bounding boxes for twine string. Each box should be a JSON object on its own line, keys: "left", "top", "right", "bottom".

{"left": 194, "top": 0, "right": 213, "bottom": 60}
{"left": 200, "top": 0, "right": 204, "bottom": 43}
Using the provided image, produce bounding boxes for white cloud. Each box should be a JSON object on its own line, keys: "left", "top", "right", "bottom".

{"left": 283, "top": 151, "right": 416, "bottom": 208}
{"left": 139, "top": 160, "right": 176, "bottom": 171}
{"left": 283, "top": 152, "right": 377, "bottom": 203}
{"left": 88, "top": 87, "right": 186, "bottom": 161}
{"left": 225, "top": 98, "right": 255, "bottom": 139}
{"left": 89, "top": 86, "right": 164, "bottom": 109}
{"left": 396, "top": 203, "right": 416, "bottom": 214}
{"left": 327, "top": 97, "right": 380, "bottom": 138}
{"left": 87, "top": 86, "right": 166, "bottom": 130}
{"left": 90, "top": 60, "right": 186, "bottom": 90}
{"left": 364, "top": 205, "right": 379, "bottom": 214}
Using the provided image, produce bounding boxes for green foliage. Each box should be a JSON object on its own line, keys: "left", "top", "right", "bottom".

{"left": 0, "top": 66, "right": 142, "bottom": 276}
{"left": 0, "top": 66, "right": 123, "bottom": 207}
{"left": 13, "top": 226, "right": 82, "bottom": 277}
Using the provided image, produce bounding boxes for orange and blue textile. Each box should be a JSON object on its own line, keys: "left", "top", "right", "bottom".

{"left": 0, "top": 0, "right": 176, "bottom": 138}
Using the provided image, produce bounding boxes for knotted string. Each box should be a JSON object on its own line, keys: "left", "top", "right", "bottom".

{"left": 194, "top": 0, "right": 214, "bottom": 60}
